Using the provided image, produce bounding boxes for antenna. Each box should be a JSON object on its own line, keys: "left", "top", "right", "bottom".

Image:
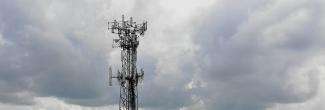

{"left": 109, "top": 66, "right": 112, "bottom": 86}
{"left": 139, "top": 68, "right": 144, "bottom": 83}
{"left": 108, "top": 15, "right": 147, "bottom": 110}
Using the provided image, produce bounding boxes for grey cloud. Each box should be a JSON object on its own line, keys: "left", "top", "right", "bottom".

{"left": 0, "top": 0, "right": 116, "bottom": 106}
{"left": 1, "top": 0, "right": 325, "bottom": 110}
{"left": 0, "top": 0, "right": 194, "bottom": 109}
{"left": 194, "top": 0, "right": 325, "bottom": 110}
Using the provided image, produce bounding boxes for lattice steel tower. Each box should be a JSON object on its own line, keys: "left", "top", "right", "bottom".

{"left": 108, "top": 15, "right": 147, "bottom": 110}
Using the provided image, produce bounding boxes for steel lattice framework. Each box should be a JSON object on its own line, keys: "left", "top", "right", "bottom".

{"left": 108, "top": 15, "right": 147, "bottom": 110}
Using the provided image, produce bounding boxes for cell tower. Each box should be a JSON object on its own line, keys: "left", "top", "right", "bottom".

{"left": 108, "top": 15, "right": 147, "bottom": 110}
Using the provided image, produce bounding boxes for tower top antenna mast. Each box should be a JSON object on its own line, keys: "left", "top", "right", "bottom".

{"left": 108, "top": 15, "right": 147, "bottom": 110}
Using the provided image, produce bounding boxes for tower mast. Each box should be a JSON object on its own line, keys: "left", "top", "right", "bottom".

{"left": 108, "top": 15, "right": 147, "bottom": 110}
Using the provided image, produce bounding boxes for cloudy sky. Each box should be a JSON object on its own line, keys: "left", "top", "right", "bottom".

{"left": 0, "top": 0, "right": 325, "bottom": 110}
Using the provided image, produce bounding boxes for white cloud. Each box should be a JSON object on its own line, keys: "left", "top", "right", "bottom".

{"left": 0, "top": 97, "right": 118, "bottom": 110}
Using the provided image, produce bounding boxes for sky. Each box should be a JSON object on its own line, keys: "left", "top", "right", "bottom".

{"left": 0, "top": 0, "right": 325, "bottom": 110}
